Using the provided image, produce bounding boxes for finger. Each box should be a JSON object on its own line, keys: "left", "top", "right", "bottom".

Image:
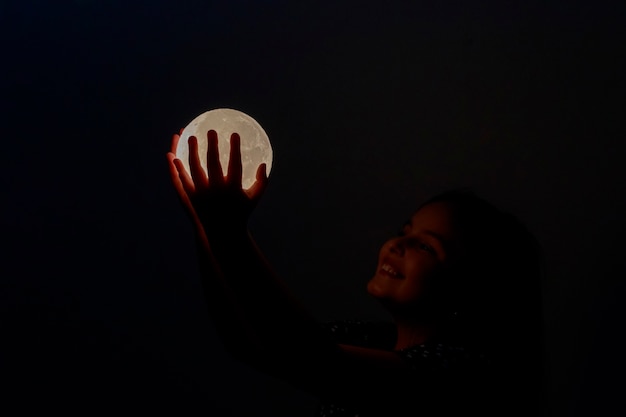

{"left": 179, "top": 127, "right": 184, "bottom": 135}
{"left": 168, "top": 153, "right": 204, "bottom": 229}
{"left": 171, "top": 155, "right": 196, "bottom": 196}
{"left": 258, "top": 163, "right": 268, "bottom": 182}
{"left": 171, "top": 133, "right": 180, "bottom": 154}
{"left": 188, "top": 136, "right": 209, "bottom": 188}
{"left": 206, "top": 130, "right": 224, "bottom": 185}
{"left": 227, "top": 133, "right": 242, "bottom": 187}
{"left": 167, "top": 152, "right": 195, "bottom": 199}
{"left": 247, "top": 163, "right": 268, "bottom": 200}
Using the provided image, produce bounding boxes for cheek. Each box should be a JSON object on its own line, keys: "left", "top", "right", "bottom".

{"left": 394, "top": 278, "right": 426, "bottom": 305}
{"left": 397, "top": 262, "right": 439, "bottom": 302}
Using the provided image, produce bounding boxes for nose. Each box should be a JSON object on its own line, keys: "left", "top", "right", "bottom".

{"left": 389, "top": 236, "right": 406, "bottom": 255}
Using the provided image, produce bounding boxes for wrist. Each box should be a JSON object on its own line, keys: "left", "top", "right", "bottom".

{"left": 200, "top": 219, "right": 249, "bottom": 241}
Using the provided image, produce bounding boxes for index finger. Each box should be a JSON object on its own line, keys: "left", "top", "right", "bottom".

{"left": 171, "top": 133, "right": 180, "bottom": 154}
{"left": 170, "top": 128, "right": 184, "bottom": 154}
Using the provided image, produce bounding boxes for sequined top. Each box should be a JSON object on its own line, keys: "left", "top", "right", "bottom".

{"left": 315, "top": 320, "right": 493, "bottom": 417}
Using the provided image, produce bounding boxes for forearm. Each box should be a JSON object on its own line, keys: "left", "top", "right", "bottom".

{"left": 200, "top": 223, "right": 338, "bottom": 363}
{"left": 167, "top": 130, "right": 338, "bottom": 375}
{"left": 193, "top": 228, "right": 265, "bottom": 360}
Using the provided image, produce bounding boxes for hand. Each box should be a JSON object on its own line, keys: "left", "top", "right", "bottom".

{"left": 167, "top": 129, "right": 269, "bottom": 235}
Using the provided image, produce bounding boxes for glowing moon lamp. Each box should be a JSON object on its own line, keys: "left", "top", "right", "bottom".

{"left": 176, "top": 108, "right": 273, "bottom": 190}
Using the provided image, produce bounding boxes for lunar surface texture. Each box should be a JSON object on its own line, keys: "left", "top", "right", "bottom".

{"left": 176, "top": 108, "right": 273, "bottom": 190}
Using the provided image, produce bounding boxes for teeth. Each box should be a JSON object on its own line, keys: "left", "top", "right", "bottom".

{"left": 382, "top": 264, "right": 398, "bottom": 276}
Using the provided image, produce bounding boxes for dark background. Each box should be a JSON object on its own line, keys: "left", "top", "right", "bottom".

{"left": 1, "top": 0, "right": 624, "bottom": 416}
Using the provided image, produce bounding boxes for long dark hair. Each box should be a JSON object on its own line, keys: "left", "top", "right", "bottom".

{"left": 418, "top": 188, "right": 545, "bottom": 405}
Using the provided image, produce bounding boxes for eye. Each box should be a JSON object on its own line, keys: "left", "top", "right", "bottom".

{"left": 395, "top": 233, "right": 436, "bottom": 256}
{"left": 419, "top": 242, "right": 436, "bottom": 255}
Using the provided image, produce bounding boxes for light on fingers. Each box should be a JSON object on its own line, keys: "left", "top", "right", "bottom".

{"left": 175, "top": 109, "right": 273, "bottom": 190}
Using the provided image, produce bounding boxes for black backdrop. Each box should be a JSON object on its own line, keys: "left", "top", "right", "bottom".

{"left": 1, "top": 1, "right": 625, "bottom": 416}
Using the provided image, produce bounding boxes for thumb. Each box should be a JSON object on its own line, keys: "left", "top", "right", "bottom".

{"left": 247, "top": 163, "right": 268, "bottom": 201}
{"left": 167, "top": 153, "right": 204, "bottom": 229}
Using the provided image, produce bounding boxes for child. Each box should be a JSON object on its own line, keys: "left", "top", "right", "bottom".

{"left": 167, "top": 130, "right": 545, "bottom": 416}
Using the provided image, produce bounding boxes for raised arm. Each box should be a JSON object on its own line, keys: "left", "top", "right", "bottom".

{"left": 167, "top": 130, "right": 336, "bottom": 369}
{"left": 165, "top": 130, "right": 474, "bottom": 409}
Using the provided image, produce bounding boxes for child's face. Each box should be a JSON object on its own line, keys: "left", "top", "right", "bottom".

{"left": 367, "top": 201, "right": 465, "bottom": 315}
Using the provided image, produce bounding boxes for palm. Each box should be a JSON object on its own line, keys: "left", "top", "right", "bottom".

{"left": 167, "top": 129, "right": 268, "bottom": 233}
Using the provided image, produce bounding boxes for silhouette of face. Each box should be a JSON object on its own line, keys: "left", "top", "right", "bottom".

{"left": 367, "top": 201, "right": 464, "bottom": 315}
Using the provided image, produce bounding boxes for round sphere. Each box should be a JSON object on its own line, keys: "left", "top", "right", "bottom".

{"left": 176, "top": 108, "right": 273, "bottom": 190}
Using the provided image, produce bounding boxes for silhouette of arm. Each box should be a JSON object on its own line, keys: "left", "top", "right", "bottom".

{"left": 167, "top": 130, "right": 337, "bottom": 368}
{"left": 195, "top": 224, "right": 435, "bottom": 408}
{"left": 166, "top": 130, "right": 479, "bottom": 408}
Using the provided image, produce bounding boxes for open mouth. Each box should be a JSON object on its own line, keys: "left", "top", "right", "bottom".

{"left": 380, "top": 263, "right": 403, "bottom": 279}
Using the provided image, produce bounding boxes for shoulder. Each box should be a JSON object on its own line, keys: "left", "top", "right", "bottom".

{"left": 304, "top": 323, "right": 492, "bottom": 405}
{"left": 320, "top": 320, "right": 396, "bottom": 349}
{"left": 319, "top": 320, "right": 492, "bottom": 376}
{"left": 397, "top": 342, "right": 491, "bottom": 372}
